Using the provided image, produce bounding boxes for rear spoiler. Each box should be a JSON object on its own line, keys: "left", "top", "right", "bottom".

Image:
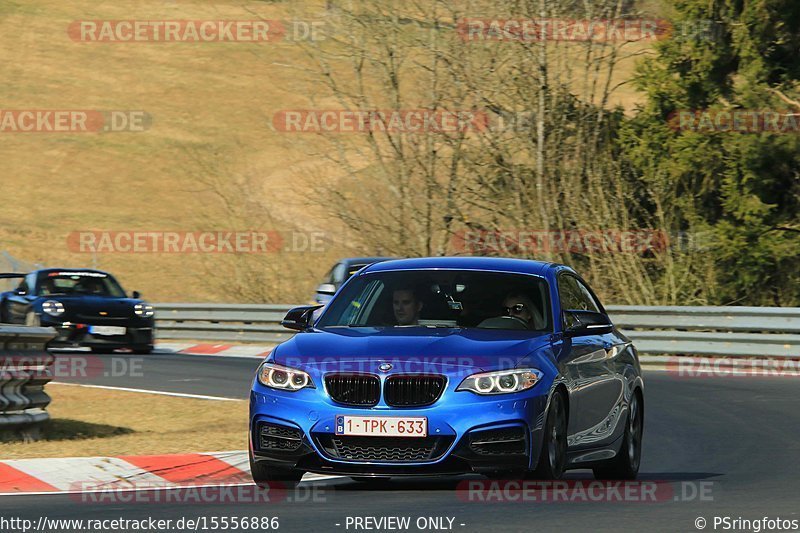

{"left": 0, "top": 273, "right": 25, "bottom": 279}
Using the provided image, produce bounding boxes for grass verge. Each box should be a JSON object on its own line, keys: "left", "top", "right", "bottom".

{"left": 0, "top": 384, "right": 247, "bottom": 459}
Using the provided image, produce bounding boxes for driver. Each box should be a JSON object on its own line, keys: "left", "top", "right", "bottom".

{"left": 502, "top": 293, "right": 544, "bottom": 329}
{"left": 393, "top": 287, "right": 423, "bottom": 326}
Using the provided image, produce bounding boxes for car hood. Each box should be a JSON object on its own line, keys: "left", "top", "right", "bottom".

{"left": 271, "top": 327, "right": 555, "bottom": 375}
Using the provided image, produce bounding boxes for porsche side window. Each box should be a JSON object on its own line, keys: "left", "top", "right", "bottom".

{"left": 22, "top": 272, "right": 37, "bottom": 295}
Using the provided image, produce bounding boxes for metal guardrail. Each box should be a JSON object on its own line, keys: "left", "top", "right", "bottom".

{"left": 0, "top": 325, "right": 56, "bottom": 428}
{"left": 156, "top": 304, "right": 298, "bottom": 344}
{"left": 154, "top": 304, "right": 800, "bottom": 358}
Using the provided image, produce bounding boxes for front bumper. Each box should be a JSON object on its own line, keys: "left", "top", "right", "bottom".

{"left": 45, "top": 320, "right": 154, "bottom": 349}
{"left": 249, "top": 384, "right": 549, "bottom": 476}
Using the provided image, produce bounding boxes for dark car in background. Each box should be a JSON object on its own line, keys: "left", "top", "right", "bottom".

{"left": 0, "top": 268, "right": 155, "bottom": 353}
{"left": 313, "top": 257, "right": 394, "bottom": 305}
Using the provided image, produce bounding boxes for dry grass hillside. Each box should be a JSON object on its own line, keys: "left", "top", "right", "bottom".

{"left": 0, "top": 0, "right": 664, "bottom": 302}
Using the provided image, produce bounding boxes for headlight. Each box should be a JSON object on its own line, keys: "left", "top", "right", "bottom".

{"left": 42, "top": 300, "right": 65, "bottom": 317}
{"left": 456, "top": 368, "right": 542, "bottom": 395}
{"left": 134, "top": 303, "right": 154, "bottom": 318}
{"left": 257, "top": 362, "right": 315, "bottom": 391}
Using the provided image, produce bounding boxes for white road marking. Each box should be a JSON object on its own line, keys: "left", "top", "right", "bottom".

{"left": 50, "top": 382, "right": 244, "bottom": 401}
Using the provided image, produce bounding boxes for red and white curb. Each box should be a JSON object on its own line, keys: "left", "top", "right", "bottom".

{"left": 156, "top": 343, "right": 273, "bottom": 359}
{"left": 0, "top": 451, "right": 333, "bottom": 495}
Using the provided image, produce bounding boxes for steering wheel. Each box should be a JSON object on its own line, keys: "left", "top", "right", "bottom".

{"left": 502, "top": 315, "right": 530, "bottom": 328}
{"left": 477, "top": 315, "right": 530, "bottom": 330}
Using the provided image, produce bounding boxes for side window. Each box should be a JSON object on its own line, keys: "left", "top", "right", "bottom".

{"left": 340, "top": 279, "right": 383, "bottom": 325}
{"left": 17, "top": 272, "right": 36, "bottom": 295}
{"left": 575, "top": 279, "right": 601, "bottom": 313}
{"left": 16, "top": 280, "right": 29, "bottom": 295}
{"left": 558, "top": 275, "right": 600, "bottom": 313}
{"left": 331, "top": 263, "right": 347, "bottom": 286}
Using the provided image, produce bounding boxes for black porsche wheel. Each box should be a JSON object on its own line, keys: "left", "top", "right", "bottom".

{"left": 593, "top": 390, "right": 643, "bottom": 480}
{"left": 530, "top": 391, "right": 567, "bottom": 480}
{"left": 132, "top": 346, "right": 153, "bottom": 355}
{"left": 249, "top": 453, "right": 303, "bottom": 489}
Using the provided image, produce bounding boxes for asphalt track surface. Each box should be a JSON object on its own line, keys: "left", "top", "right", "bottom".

{"left": 2, "top": 350, "right": 799, "bottom": 532}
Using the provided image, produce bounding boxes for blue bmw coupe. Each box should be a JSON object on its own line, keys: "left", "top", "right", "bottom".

{"left": 249, "top": 257, "right": 644, "bottom": 485}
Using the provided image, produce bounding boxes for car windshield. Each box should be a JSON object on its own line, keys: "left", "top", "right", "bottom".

{"left": 316, "top": 269, "right": 551, "bottom": 331}
{"left": 36, "top": 271, "right": 126, "bottom": 297}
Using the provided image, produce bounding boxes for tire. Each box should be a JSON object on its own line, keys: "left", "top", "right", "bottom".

{"left": 25, "top": 311, "right": 41, "bottom": 327}
{"left": 593, "top": 390, "right": 643, "bottom": 480}
{"left": 133, "top": 346, "right": 153, "bottom": 355}
{"left": 530, "top": 390, "right": 568, "bottom": 480}
{"left": 249, "top": 452, "right": 303, "bottom": 489}
{"left": 90, "top": 347, "right": 111, "bottom": 354}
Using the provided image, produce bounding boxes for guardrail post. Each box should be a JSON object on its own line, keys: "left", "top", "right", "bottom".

{"left": 0, "top": 325, "right": 57, "bottom": 441}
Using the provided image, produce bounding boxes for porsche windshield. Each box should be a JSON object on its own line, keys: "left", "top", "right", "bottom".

{"left": 36, "top": 272, "right": 126, "bottom": 297}
{"left": 316, "top": 270, "right": 551, "bottom": 331}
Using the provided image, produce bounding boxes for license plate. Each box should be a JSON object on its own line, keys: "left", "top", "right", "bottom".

{"left": 336, "top": 416, "right": 427, "bottom": 437}
{"left": 89, "top": 325, "right": 126, "bottom": 336}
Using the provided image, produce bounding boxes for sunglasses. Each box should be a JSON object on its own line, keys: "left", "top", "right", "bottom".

{"left": 504, "top": 303, "right": 528, "bottom": 315}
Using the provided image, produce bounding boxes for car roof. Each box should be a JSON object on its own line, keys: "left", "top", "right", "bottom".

{"left": 341, "top": 257, "right": 395, "bottom": 266}
{"left": 360, "top": 256, "right": 556, "bottom": 276}
{"left": 36, "top": 268, "right": 112, "bottom": 276}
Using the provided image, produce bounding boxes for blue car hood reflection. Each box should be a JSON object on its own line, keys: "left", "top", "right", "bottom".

{"left": 271, "top": 327, "right": 555, "bottom": 374}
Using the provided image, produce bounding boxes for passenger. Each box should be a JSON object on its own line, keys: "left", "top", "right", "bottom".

{"left": 393, "top": 287, "right": 423, "bottom": 326}
{"left": 502, "top": 293, "right": 544, "bottom": 329}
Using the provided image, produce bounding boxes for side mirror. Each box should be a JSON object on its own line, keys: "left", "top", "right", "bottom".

{"left": 316, "top": 283, "right": 337, "bottom": 296}
{"left": 563, "top": 310, "right": 613, "bottom": 337}
{"left": 14, "top": 288, "right": 26, "bottom": 296}
{"left": 281, "top": 305, "right": 323, "bottom": 331}
{"left": 132, "top": 291, "right": 141, "bottom": 299}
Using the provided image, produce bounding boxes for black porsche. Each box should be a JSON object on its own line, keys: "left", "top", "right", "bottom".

{"left": 0, "top": 268, "right": 155, "bottom": 353}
